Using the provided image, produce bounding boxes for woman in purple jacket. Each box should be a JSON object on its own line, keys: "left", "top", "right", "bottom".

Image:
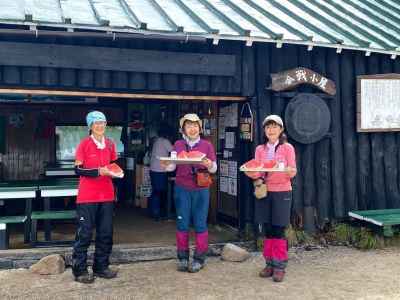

{"left": 162, "top": 113, "right": 217, "bottom": 273}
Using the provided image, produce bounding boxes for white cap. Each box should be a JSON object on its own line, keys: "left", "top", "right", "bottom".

{"left": 179, "top": 113, "right": 202, "bottom": 129}
{"left": 262, "top": 115, "right": 284, "bottom": 128}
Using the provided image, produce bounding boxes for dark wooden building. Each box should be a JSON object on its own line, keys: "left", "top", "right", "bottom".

{"left": 0, "top": 0, "right": 400, "bottom": 236}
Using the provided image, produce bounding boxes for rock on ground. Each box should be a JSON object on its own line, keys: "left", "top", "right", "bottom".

{"left": 221, "top": 243, "right": 251, "bottom": 262}
{"left": 29, "top": 254, "right": 65, "bottom": 275}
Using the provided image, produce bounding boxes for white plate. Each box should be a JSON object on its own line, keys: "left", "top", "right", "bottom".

{"left": 239, "top": 166, "right": 286, "bottom": 172}
{"left": 159, "top": 157, "right": 204, "bottom": 164}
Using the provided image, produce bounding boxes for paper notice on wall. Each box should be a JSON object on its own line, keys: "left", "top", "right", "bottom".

{"left": 225, "top": 132, "right": 235, "bottom": 149}
{"left": 219, "top": 176, "right": 229, "bottom": 193}
{"left": 228, "top": 161, "right": 237, "bottom": 179}
{"left": 219, "top": 160, "right": 229, "bottom": 177}
{"left": 228, "top": 178, "right": 237, "bottom": 196}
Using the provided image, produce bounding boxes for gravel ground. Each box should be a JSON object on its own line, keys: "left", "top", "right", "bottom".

{"left": 0, "top": 246, "right": 399, "bottom": 300}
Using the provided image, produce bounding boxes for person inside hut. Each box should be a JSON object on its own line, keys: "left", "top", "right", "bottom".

{"left": 149, "top": 123, "right": 173, "bottom": 221}
{"left": 72, "top": 111, "right": 119, "bottom": 284}
{"left": 161, "top": 113, "right": 217, "bottom": 273}
{"left": 244, "top": 115, "right": 296, "bottom": 282}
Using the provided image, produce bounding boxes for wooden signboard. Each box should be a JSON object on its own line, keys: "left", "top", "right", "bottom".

{"left": 357, "top": 74, "right": 400, "bottom": 132}
{"left": 270, "top": 67, "right": 336, "bottom": 95}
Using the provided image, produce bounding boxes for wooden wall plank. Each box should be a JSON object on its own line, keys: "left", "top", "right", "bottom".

{"left": 3, "top": 66, "right": 20, "bottom": 85}
{"left": 228, "top": 42, "right": 242, "bottom": 94}
{"left": 21, "top": 67, "right": 40, "bottom": 86}
{"left": 211, "top": 41, "right": 229, "bottom": 94}
{"left": 380, "top": 56, "right": 400, "bottom": 208}
{"left": 297, "top": 46, "right": 317, "bottom": 231}
{"left": 95, "top": 70, "right": 111, "bottom": 89}
{"left": 59, "top": 68, "right": 76, "bottom": 87}
{"left": 129, "top": 72, "right": 147, "bottom": 90}
{"left": 112, "top": 71, "right": 128, "bottom": 90}
{"left": 78, "top": 69, "right": 94, "bottom": 88}
{"left": 327, "top": 49, "right": 346, "bottom": 217}
{"left": 312, "top": 47, "right": 331, "bottom": 225}
{"left": 341, "top": 50, "right": 358, "bottom": 213}
{"left": 0, "top": 41, "right": 236, "bottom": 76}
{"left": 354, "top": 53, "right": 371, "bottom": 210}
{"left": 367, "top": 55, "right": 386, "bottom": 209}
{"left": 41, "top": 67, "right": 58, "bottom": 86}
{"left": 242, "top": 46, "right": 254, "bottom": 97}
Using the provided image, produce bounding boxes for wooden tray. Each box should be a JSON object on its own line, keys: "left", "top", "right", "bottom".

{"left": 239, "top": 166, "right": 287, "bottom": 172}
{"left": 159, "top": 156, "right": 204, "bottom": 164}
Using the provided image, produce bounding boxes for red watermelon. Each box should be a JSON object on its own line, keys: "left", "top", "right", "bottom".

{"left": 243, "top": 159, "right": 263, "bottom": 169}
{"left": 177, "top": 151, "right": 189, "bottom": 159}
{"left": 105, "top": 163, "right": 124, "bottom": 178}
{"left": 186, "top": 151, "right": 205, "bottom": 159}
{"left": 263, "top": 160, "right": 276, "bottom": 169}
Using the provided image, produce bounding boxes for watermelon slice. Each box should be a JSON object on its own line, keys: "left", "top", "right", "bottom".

{"left": 177, "top": 151, "right": 189, "bottom": 159}
{"left": 243, "top": 159, "right": 263, "bottom": 169}
{"left": 105, "top": 163, "right": 124, "bottom": 178}
{"left": 186, "top": 150, "right": 206, "bottom": 159}
{"left": 263, "top": 160, "right": 276, "bottom": 169}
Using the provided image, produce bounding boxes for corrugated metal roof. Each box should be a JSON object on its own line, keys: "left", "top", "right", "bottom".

{"left": 0, "top": 0, "right": 399, "bottom": 57}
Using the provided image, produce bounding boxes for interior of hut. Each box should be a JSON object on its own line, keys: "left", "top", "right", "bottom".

{"left": 0, "top": 95, "right": 238, "bottom": 249}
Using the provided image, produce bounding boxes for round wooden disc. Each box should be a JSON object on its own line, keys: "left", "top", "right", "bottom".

{"left": 285, "top": 94, "right": 331, "bottom": 144}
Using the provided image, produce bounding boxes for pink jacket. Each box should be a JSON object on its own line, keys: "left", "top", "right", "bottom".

{"left": 254, "top": 143, "right": 296, "bottom": 192}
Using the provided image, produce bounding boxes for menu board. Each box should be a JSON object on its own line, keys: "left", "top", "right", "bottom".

{"left": 357, "top": 74, "right": 400, "bottom": 132}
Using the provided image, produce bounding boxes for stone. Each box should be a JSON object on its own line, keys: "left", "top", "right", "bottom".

{"left": 221, "top": 243, "right": 251, "bottom": 262}
{"left": 29, "top": 254, "right": 65, "bottom": 275}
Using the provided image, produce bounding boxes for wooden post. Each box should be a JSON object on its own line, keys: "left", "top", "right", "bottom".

{"left": 354, "top": 52, "right": 372, "bottom": 210}
{"left": 341, "top": 51, "right": 358, "bottom": 213}
{"left": 327, "top": 48, "right": 346, "bottom": 217}
{"left": 380, "top": 56, "right": 400, "bottom": 208}
{"left": 298, "top": 46, "right": 316, "bottom": 231}
{"left": 313, "top": 47, "right": 331, "bottom": 225}
{"left": 368, "top": 55, "right": 386, "bottom": 209}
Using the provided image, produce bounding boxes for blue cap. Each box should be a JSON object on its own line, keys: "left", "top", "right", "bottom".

{"left": 86, "top": 111, "right": 106, "bottom": 128}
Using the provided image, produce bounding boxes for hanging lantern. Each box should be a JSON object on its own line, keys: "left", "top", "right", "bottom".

{"left": 239, "top": 103, "right": 253, "bottom": 142}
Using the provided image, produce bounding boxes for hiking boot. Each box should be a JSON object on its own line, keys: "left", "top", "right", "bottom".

{"left": 74, "top": 271, "right": 95, "bottom": 284}
{"left": 259, "top": 265, "right": 273, "bottom": 278}
{"left": 177, "top": 259, "right": 189, "bottom": 272}
{"left": 188, "top": 260, "right": 204, "bottom": 273}
{"left": 93, "top": 268, "right": 118, "bottom": 279}
{"left": 272, "top": 269, "right": 285, "bottom": 282}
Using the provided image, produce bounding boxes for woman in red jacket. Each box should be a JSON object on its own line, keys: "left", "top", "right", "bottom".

{"left": 245, "top": 115, "right": 296, "bottom": 282}
{"left": 72, "top": 111, "right": 119, "bottom": 284}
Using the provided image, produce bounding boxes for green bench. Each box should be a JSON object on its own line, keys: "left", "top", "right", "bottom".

{"left": 30, "top": 210, "right": 76, "bottom": 246}
{"left": 0, "top": 216, "right": 27, "bottom": 249}
{"left": 349, "top": 209, "right": 400, "bottom": 237}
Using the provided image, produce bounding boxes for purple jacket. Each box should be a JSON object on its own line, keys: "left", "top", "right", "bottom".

{"left": 173, "top": 139, "right": 216, "bottom": 190}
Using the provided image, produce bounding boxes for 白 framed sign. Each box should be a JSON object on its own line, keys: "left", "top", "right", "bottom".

{"left": 357, "top": 73, "right": 400, "bottom": 132}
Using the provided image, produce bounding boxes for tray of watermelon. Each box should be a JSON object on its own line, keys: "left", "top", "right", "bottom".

{"left": 159, "top": 150, "right": 206, "bottom": 164}
{"left": 105, "top": 163, "right": 124, "bottom": 178}
{"left": 239, "top": 159, "right": 286, "bottom": 172}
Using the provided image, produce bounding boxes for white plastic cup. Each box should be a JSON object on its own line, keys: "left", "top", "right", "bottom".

{"left": 170, "top": 151, "right": 177, "bottom": 159}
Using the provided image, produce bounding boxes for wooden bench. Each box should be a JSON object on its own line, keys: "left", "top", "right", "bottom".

{"left": 30, "top": 210, "right": 76, "bottom": 246}
{"left": 349, "top": 209, "right": 400, "bottom": 237}
{"left": 0, "top": 216, "right": 27, "bottom": 249}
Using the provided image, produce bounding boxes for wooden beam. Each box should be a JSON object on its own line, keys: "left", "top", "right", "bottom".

{"left": 0, "top": 88, "right": 246, "bottom": 101}
{"left": 0, "top": 42, "right": 236, "bottom": 76}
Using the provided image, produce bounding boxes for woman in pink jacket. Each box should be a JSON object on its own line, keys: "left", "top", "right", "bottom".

{"left": 245, "top": 115, "right": 296, "bottom": 282}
